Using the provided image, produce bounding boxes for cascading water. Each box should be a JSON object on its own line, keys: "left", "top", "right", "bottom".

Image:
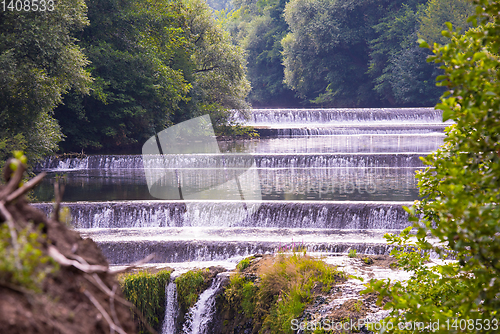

{"left": 161, "top": 280, "right": 178, "bottom": 334}
{"left": 81, "top": 227, "right": 398, "bottom": 265}
{"left": 33, "top": 200, "right": 412, "bottom": 229}
{"left": 30, "top": 107, "right": 449, "bottom": 333}
{"left": 32, "top": 107, "right": 447, "bottom": 267}
{"left": 234, "top": 107, "right": 446, "bottom": 125}
{"left": 182, "top": 274, "right": 226, "bottom": 334}
{"left": 35, "top": 152, "right": 427, "bottom": 171}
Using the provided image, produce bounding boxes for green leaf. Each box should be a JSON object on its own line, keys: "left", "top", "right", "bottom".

{"left": 418, "top": 38, "right": 429, "bottom": 48}
{"left": 442, "top": 108, "right": 455, "bottom": 121}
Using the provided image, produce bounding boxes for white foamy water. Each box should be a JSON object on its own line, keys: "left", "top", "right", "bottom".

{"left": 182, "top": 274, "right": 226, "bottom": 334}
{"left": 161, "top": 281, "right": 178, "bottom": 334}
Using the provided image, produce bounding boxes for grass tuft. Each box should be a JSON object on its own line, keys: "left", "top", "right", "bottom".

{"left": 175, "top": 268, "right": 212, "bottom": 316}
{"left": 222, "top": 252, "right": 345, "bottom": 333}
{"left": 119, "top": 269, "right": 171, "bottom": 333}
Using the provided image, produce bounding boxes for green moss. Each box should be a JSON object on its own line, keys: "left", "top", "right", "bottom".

{"left": 224, "top": 273, "right": 258, "bottom": 316}
{"left": 0, "top": 223, "right": 58, "bottom": 292}
{"left": 221, "top": 253, "right": 345, "bottom": 334}
{"left": 260, "top": 254, "right": 344, "bottom": 333}
{"left": 236, "top": 256, "right": 254, "bottom": 272}
{"left": 175, "top": 268, "right": 212, "bottom": 316}
{"left": 120, "top": 269, "right": 171, "bottom": 333}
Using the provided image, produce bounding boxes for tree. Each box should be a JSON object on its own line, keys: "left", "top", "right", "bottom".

{"left": 419, "top": 0, "right": 475, "bottom": 45}
{"left": 54, "top": 0, "right": 191, "bottom": 151}
{"left": 282, "top": 0, "right": 410, "bottom": 107}
{"left": 206, "top": 0, "right": 233, "bottom": 11}
{"left": 180, "top": 0, "right": 251, "bottom": 121}
{"left": 55, "top": 0, "right": 250, "bottom": 152}
{"left": 281, "top": 0, "right": 475, "bottom": 107}
{"left": 226, "top": 0, "right": 300, "bottom": 106}
{"left": 368, "top": 1, "right": 444, "bottom": 106}
{"left": 364, "top": 0, "right": 500, "bottom": 331}
{"left": 0, "top": 0, "right": 92, "bottom": 165}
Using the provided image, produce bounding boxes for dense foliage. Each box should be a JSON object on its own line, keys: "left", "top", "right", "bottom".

{"left": 224, "top": 0, "right": 301, "bottom": 106}
{"left": 0, "top": 0, "right": 250, "bottom": 156}
{"left": 363, "top": 0, "right": 500, "bottom": 331}
{"left": 120, "top": 269, "right": 171, "bottom": 333}
{"left": 222, "top": 253, "right": 344, "bottom": 333}
{"left": 227, "top": 0, "right": 474, "bottom": 107}
{"left": 175, "top": 268, "right": 214, "bottom": 319}
{"left": 0, "top": 0, "right": 479, "bottom": 154}
{"left": 0, "top": 0, "right": 91, "bottom": 164}
{"left": 55, "top": 0, "right": 250, "bottom": 152}
{"left": 0, "top": 222, "right": 58, "bottom": 292}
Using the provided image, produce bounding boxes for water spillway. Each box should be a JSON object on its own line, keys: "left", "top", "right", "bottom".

{"left": 32, "top": 107, "right": 447, "bottom": 267}
{"left": 79, "top": 227, "right": 398, "bottom": 265}
{"left": 162, "top": 280, "right": 179, "bottom": 334}
{"left": 237, "top": 107, "right": 445, "bottom": 125}
{"left": 35, "top": 152, "right": 428, "bottom": 171}
{"left": 182, "top": 274, "right": 226, "bottom": 334}
{"left": 33, "top": 200, "right": 412, "bottom": 229}
{"left": 255, "top": 124, "right": 448, "bottom": 136}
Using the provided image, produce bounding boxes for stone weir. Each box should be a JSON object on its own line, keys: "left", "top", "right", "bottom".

{"left": 254, "top": 124, "right": 449, "bottom": 137}
{"left": 35, "top": 153, "right": 428, "bottom": 171}
{"left": 238, "top": 107, "right": 445, "bottom": 125}
{"left": 32, "top": 200, "right": 413, "bottom": 230}
{"left": 79, "top": 227, "right": 398, "bottom": 265}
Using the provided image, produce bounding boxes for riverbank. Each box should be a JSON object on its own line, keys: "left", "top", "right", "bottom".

{"left": 118, "top": 252, "right": 411, "bottom": 334}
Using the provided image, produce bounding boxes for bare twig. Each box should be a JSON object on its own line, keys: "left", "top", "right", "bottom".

{"left": 0, "top": 280, "right": 31, "bottom": 295}
{"left": 5, "top": 172, "right": 46, "bottom": 203}
{"left": 0, "top": 202, "right": 21, "bottom": 271}
{"left": 108, "top": 253, "right": 156, "bottom": 274}
{"left": 110, "top": 285, "right": 121, "bottom": 329}
{"left": 83, "top": 290, "right": 128, "bottom": 334}
{"left": 66, "top": 252, "right": 91, "bottom": 266}
{"left": 48, "top": 246, "right": 109, "bottom": 273}
{"left": 52, "top": 178, "right": 65, "bottom": 222}
{"left": 0, "top": 162, "right": 25, "bottom": 200}
{"left": 83, "top": 273, "right": 158, "bottom": 334}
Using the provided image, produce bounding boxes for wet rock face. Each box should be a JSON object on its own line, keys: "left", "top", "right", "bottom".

{"left": 210, "top": 253, "right": 408, "bottom": 334}
{"left": 296, "top": 255, "right": 407, "bottom": 333}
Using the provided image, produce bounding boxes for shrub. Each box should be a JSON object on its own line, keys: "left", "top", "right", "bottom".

{"left": 348, "top": 249, "right": 357, "bottom": 258}
{"left": 175, "top": 268, "right": 212, "bottom": 315}
{"left": 260, "top": 254, "right": 345, "bottom": 333}
{"left": 236, "top": 256, "right": 254, "bottom": 272}
{"left": 0, "top": 223, "right": 58, "bottom": 291}
{"left": 224, "top": 273, "right": 258, "bottom": 316}
{"left": 120, "top": 269, "right": 171, "bottom": 333}
{"left": 223, "top": 253, "right": 345, "bottom": 333}
{"left": 364, "top": 2, "right": 500, "bottom": 330}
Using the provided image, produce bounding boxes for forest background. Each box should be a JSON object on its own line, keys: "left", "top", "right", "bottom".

{"left": 0, "top": 0, "right": 474, "bottom": 165}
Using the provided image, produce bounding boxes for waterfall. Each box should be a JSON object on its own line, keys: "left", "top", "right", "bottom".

{"left": 30, "top": 107, "right": 446, "bottom": 270}
{"left": 161, "top": 280, "right": 178, "bottom": 334}
{"left": 34, "top": 155, "right": 146, "bottom": 171}
{"left": 182, "top": 274, "right": 225, "bottom": 334}
{"left": 80, "top": 227, "right": 397, "bottom": 265}
{"left": 32, "top": 200, "right": 412, "bottom": 229}
{"left": 234, "top": 107, "right": 447, "bottom": 125}
{"left": 255, "top": 124, "right": 448, "bottom": 136}
{"left": 96, "top": 239, "right": 394, "bottom": 265}
{"left": 35, "top": 153, "right": 428, "bottom": 171}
